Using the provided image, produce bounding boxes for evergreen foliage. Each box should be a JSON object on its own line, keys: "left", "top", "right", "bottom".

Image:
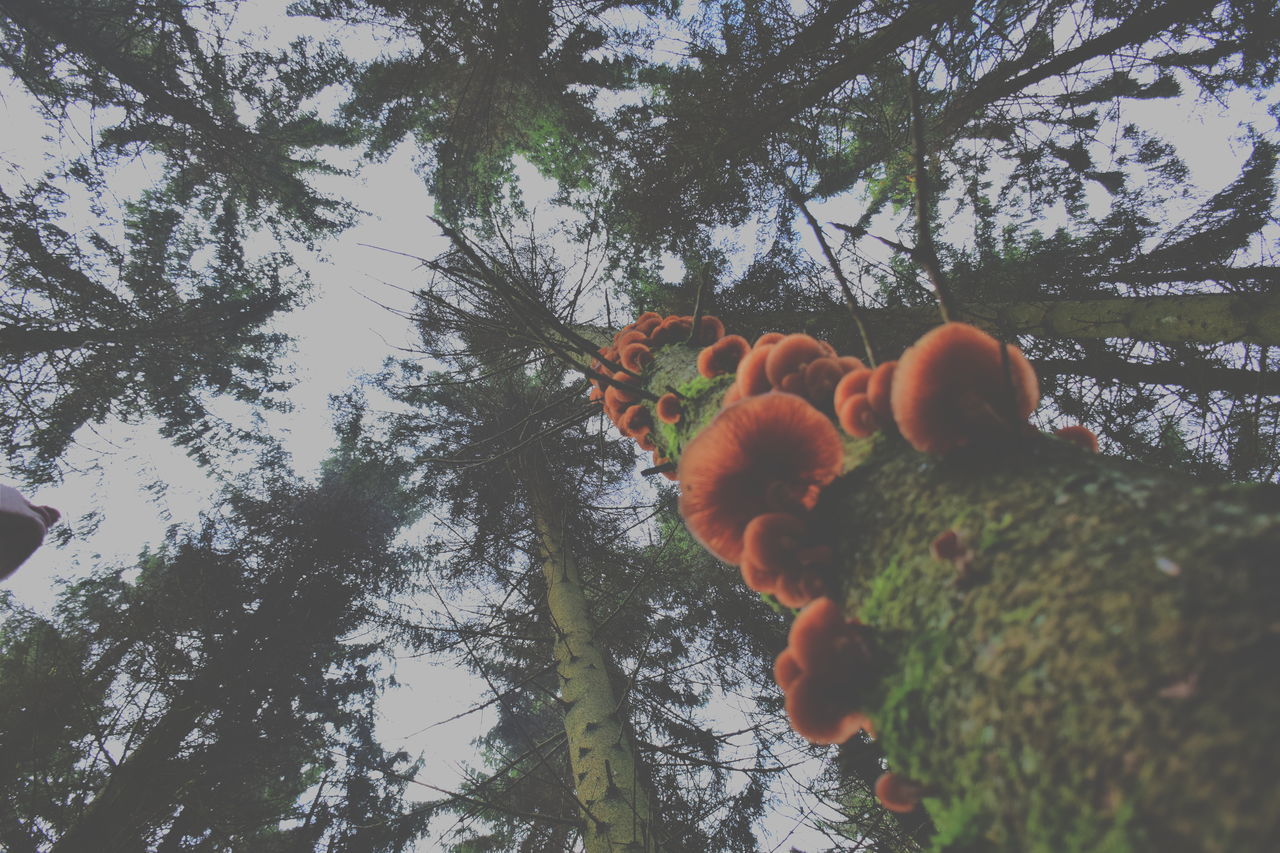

{"left": 0, "top": 444, "right": 430, "bottom": 851}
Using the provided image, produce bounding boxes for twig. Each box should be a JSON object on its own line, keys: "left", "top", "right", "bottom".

{"left": 685, "top": 259, "right": 711, "bottom": 344}
{"left": 908, "top": 70, "right": 958, "bottom": 322}
{"left": 783, "top": 176, "right": 878, "bottom": 365}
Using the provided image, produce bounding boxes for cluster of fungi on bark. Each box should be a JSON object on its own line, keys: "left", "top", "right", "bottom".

{"left": 586, "top": 313, "right": 1098, "bottom": 815}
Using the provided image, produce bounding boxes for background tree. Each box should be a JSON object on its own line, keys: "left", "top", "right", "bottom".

{"left": 0, "top": 0, "right": 355, "bottom": 484}
{"left": 0, "top": 438, "right": 431, "bottom": 852}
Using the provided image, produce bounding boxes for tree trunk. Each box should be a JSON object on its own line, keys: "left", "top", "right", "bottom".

{"left": 1035, "top": 354, "right": 1280, "bottom": 396}
{"left": 639, "top": 340, "right": 1280, "bottom": 852}
{"left": 49, "top": 678, "right": 209, "bottom": 853}
{"left": 738, "top": 291, "right": 1280, "bottom": 358}
{"left": 519, "top": 449, "right": 660, "bottom": 853}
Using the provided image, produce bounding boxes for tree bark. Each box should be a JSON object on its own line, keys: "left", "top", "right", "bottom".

{"left": 637, "top": 340, "right": 1280, "bottom": 852}
{"left": 519, "top": 449, "right": 660, "bottom": 853}
{"left": 1035, "top": 354, "right": 1280, "bottom": 397}
{"left": 737, "top": 292, "right": 1280, "bottom": 356}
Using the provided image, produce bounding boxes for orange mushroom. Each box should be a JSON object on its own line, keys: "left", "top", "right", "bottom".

{"left": 765, "top": 334, "right": 827, "bottom": 387}
{"left": 677, "top": 393, "right": 844, "bottom": 564}
{"left": 874, "top": 772, "right": 924, "bottom": 813}
{"left": 656, "top": 392, "right": 683, "bottom": 424}
{"left": 620, "top": 341, "right": 654, "bottom": 373}
{"left": 866, "top": 360, "right": 896, "bottom": 421}
{"left": 785, "top": 673, "right": 873, "bottom": 745}
{"left": 803, "top": 357, "right": 853, "bottom": 408}
{"left": 890, "top": 323, "right": 1039, "bottom": 455}
{"left": 837, "top": 394, "right": 880, "bottom": 438}
{"left": 614, "top": 329, "right": 648, "bottom": 350}
{"left": 633, "top": 311, "right": 663, "bottom": 335}
{"left": 774, "top": 648, "right": 803, "bottom": 692}
{"left": 693, "top": 315, "right": 726, "bottom": 344}
{"left": 734, "top": 344, "right": 776, "bottom": 397}
{"left": 697, "top": 334, "right": 751, "bottom": 377}
{"left": 739, "top": 512, "right": 828, "bottom": 607}
{"left": 1055, "top": 424, "right": 1099, "bottom": 453}
{"left": 617, "top": 404, "right": 653, "bottom": 442}
{"left": 778, "top": 598, "right": 875, "bottom": 744}
{"left": 650, "top": 315, "right": 694, "bottom": 346}
{"left": 833, "top": 368, "right": 872, "bottom": 412}
{"left": 755, "top": 332, "right": 786, "bottom": 348}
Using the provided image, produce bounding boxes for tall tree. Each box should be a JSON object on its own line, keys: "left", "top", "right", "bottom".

{"left": 0, "top": 440, "right": 430, "bottom": 851}
{"left": 0, "top": 0, "right": 356, "bottom": 483}
{"left": 0, "top": 181, "right": 304, "bottom": 483}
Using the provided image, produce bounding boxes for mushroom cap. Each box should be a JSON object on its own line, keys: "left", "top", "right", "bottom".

{"left": 1054, "top": 424, "right": 1099, "bottom": 453}
{"left": 740, "top": 512, "right": 804, "bottom": 593}
{"left": 891, "top": 323, "right": 1039, "bottom": 455}
{"left": 930, "top": 529, "right": 967, "bottom": 562}
{"left": 603, "top": 388, "right": 635, "bottom": 423}
{"left": 633, "top": 312, "right": 663, "bottom": 334}
{"left": 741, "top": 512, "right": 828, "bottom": 607}
{"left": 650, "top": 315, "right": 693, "bottom": 345}
{"left": 837, "top": 393, "right": 880, "bottom": 438}
{"left": 803, "top": 357, "right": 849, "bottom": 407}
{"left": 614, "top": 329, "right": 648, "bottom": 349}
{"left": 697, "top": 334, "right": 751, "bottom": 378}
{"left": 866, "top": 360, "right": 896, "bottom": 420}
{"left": 694, "top": 315, "right": 726, "bottom": 344}
{"left": 773, "top": 567, "right": 826, "bottom": 610}
{"left": 788, "top": 597, "right": 871, "bottom": 675}
{"left": 833, "top": 368, "right": 872, "bottom": 412}
{"left": 678, "top": 393, "right": 844, "bottom": 564}
{"left": 617, "top": 404, "right": 652, "bottom": 440}
{"left": 837, "top": 356, "right": 865, "bottom": 372}
{"left": 774, "top": 648, "right": 803, "bottom": 691}
{"left": 785, "top": 673, "right": 870, "bottom": 745}
{"left": 735, "top": 344, "right": 776, "bottom": 397}
{"left": 655, "top": 392, "right": 683, "bottom": 424}
{"left": 874, "top": 772, "right": 923, "bottom": 813}
{"left": 766, "top": 334, "right": 827, "bottom": 387}
{"left": 619, "top": 341, "right": 654, "bottom": 372}
{"left": 755, "top": 332, "right": 786, "bottom": 348}
{"left": 720, "top": 384, "right": 744, "bottom": 408}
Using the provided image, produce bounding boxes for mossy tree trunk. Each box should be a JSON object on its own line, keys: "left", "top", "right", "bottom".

{"left": 638, "top": 341, "right": 1280, "bottom": 853}
{"left": 518, "top": 448, "right": 660, "bottom": 853}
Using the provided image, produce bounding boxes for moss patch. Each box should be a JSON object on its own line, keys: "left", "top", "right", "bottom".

{"left": 824, "top": 437, "right": 1280, "bottom": 852}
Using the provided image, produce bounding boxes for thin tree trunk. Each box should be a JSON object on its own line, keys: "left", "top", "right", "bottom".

{"left": 1035, "top": 354, "right": 1280, "bottom": 396}
{"left": 743, "top": 291, "right": 1280, "bottom": 355}
{"left": 519, "top": 449, "right": 660, "bottom": 853}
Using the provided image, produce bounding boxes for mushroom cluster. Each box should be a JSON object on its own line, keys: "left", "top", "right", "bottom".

{"left": 679, "top": 393, "right": 843, "bottom": 605}
{"left": 587, "top": 312, "right": 727, "bottom": 479}
{"left": 773, "top": 598, "right": 875, "bottom": 744}
{"left": 724, "top": 332, "right": 865, "bottom": 411}
{"left": 588, "top": 314, "right": 1100, "bottom": 767}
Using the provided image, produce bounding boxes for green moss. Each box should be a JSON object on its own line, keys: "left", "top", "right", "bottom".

{"left": 824, "top": 437, "right": 1280, "bottom": 852}
{"left": 648, "top": 371, "right": 734, "bottom": 459}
